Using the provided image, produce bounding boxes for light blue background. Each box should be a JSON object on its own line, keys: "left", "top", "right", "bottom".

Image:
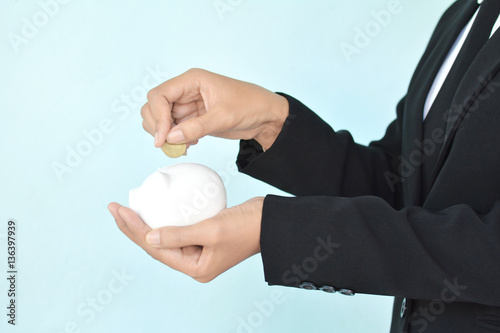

{"left": 0, "top": 0, "right": 454, "bottom": 332}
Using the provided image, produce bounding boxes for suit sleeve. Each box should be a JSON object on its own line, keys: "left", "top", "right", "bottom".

{"left": 260, "top": 194, "right": 500, "bottom": 307}
{"left": 236, "top": 93, "right": 405, "bottom": 209}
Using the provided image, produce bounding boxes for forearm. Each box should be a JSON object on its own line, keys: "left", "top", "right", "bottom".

{"left": 237, "top": 93, "right": 403, "bottom": 206}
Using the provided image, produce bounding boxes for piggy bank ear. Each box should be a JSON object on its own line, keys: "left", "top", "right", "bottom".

{"left": 129, "top": 171, "right": 171, "bottom": 206}
{"left": 148, "top": 169, "right": 172, "bottom": 189}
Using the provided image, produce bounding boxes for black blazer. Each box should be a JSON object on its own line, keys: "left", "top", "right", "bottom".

{"left": 236, "top": 0, "right": 500, "bottom": 332}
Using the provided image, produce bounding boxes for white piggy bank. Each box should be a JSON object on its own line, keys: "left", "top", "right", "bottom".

{"left": 129, "top": 163, "right": 227, "bottom": 229}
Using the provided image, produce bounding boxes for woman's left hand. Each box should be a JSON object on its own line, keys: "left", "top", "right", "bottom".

{"left": 108, "top": 197, "right": 264, "bottom": 282}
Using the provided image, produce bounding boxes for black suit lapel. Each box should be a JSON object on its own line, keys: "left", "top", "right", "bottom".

{"left": 402, "top": 0, "right": 478, "bottom": 206}
{"left": 429, "top": 29, "right": 500, "bottom": 187}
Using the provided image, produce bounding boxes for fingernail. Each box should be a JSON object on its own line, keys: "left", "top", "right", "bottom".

{"left": 167, "top": 129, "right": 185, "bottom": 143}
{"left": 154, "top": 132, "right": 159, "bottom": 146}
{"left": 146, "top": 230, "right": 160, "bottom": 246}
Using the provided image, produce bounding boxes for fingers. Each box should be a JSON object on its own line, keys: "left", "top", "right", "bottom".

{"left": 145, "top": 219, "right": 219, "bottom": 249}
{"left": 108, "top": 202, "right": 126, "bottom": 230}
{"left": 108, "top": 202, "right": 150, "bottom": 248}
{"left": 143, "top": 69, "right": 218, "bottom": 147}
{"left": 147, "top": 70, "right": 203, "bottom": 148}
{"left": 171, "top": 101, "right": 202, "bottom": 120}
{"left": 116, "top": 206, "right": 153, "bottom": 240}
{"left": 141, "top": 103, "right": 155, "bottom": 136}
{"left": 109, "top": 202, "right": 212, "bottom": 251}
{"left": 166, "top": 111, "right": 222, "bottom": 144}
{"left": 107, "top": 203, "right": 207, "bottom": 277}
{"left": 147, "top": 89, "right": 173, "bottom": 148}
{"left": 142, "top": 102, "right": 198, "bottom": 151}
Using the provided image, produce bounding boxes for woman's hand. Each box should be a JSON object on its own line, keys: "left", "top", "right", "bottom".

{"left": 108, "top": 197, "right": 264, "bottom": 282}
{"left": 141, "top": 68, "right": 289, "bottom": 151}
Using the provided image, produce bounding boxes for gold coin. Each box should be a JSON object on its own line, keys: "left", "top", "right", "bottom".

{"left": 161, "top": 142, "right": 186, "bottom": 158}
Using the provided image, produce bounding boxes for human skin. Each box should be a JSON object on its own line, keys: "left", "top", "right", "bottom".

{"left": 108, "top": 68, "right": 289, "bottom": 282}
{"left": 142, "top": 68, "right": 288, "bottom": 152}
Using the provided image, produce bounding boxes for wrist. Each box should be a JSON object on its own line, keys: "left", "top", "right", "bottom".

{"left": 255, "top": 94, "right": 289, "bottom": 151}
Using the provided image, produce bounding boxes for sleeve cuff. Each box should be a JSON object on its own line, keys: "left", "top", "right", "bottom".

{"left": 235, "top": 92, "right": 294, "bottom": 172}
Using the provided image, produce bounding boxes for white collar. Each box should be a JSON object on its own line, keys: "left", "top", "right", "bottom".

{"left": 476, "top": 0, "right": 499, "bottom": 4}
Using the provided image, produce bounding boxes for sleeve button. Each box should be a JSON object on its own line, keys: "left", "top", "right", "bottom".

{"left": 339, "top": 289, "right": 355, "bottom": 296}
{"left": 299, "top": 282, "right": 318, "bottom": 290}
{"left": 400, "top": 298, "right": 407, "bottom": 318}
{"left": 319, "top": 285, "right": 337, "bottom": 293}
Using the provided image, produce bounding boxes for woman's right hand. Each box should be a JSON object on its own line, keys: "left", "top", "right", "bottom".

{"left": 141, "top": 68, "right": 289, "bottom": 152}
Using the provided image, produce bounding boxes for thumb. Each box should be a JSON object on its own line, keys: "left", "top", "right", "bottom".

{"left": 145, "top": 219, "right": 218, "bottom": 249}
{"left": 166, "top": 111, "right": 222, "bottom": 144}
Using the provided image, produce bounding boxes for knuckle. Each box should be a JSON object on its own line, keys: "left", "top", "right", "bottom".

{"left": 186, "top": 68, "right": 202, "bottom": 75}
{"left": 140, "top": 104, "right": 148, "bottom": 118}
{"left": 186, "top": 68, "right": 208, "bottom": 81}
{"left": 190, "top": 261, "right": 208, "bottom": 278}
{"left": 194, "top": 278, "right": 209, "bottom": 283}
{"left": 193, "top": 274, "right": 214, "bottom": 284}
{"left": 148, "top": 250, "right": 161, "bottom": 262}
{"left": 147, "top": 88, "right": 159, "bottom": 101}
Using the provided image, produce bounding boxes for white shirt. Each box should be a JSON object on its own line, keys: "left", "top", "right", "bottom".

{"left": 423, "top": 1, "right": 500, "bottom": 120}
